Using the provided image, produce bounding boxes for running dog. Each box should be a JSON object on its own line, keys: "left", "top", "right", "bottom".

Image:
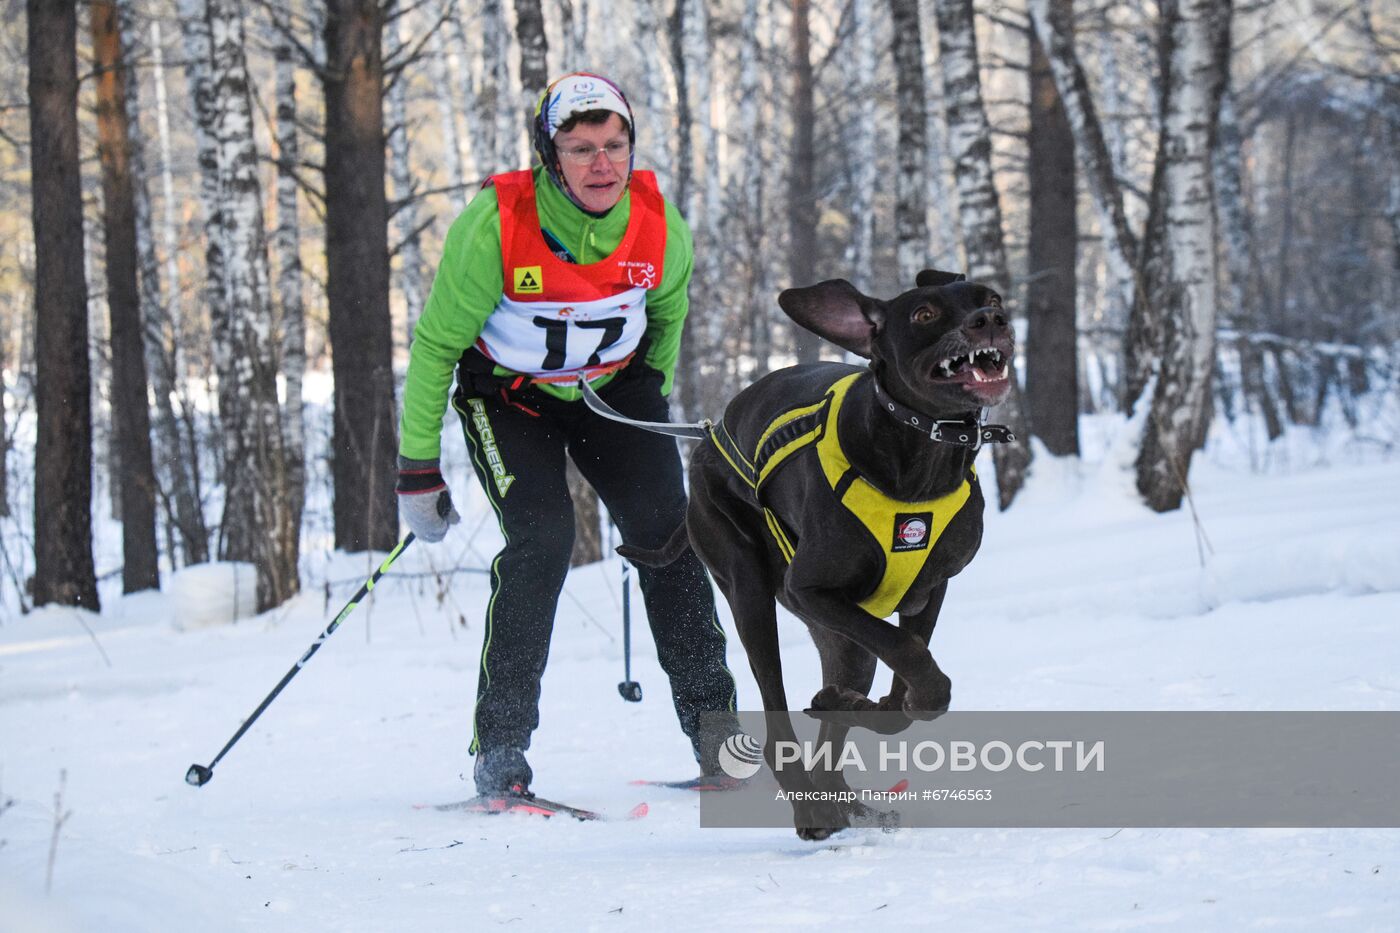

{"left": 619, "top": 270, "right": 1016, "bottom": 838}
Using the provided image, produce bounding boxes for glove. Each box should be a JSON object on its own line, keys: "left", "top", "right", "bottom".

{"left": 396, "top": 456, "right": 461, "bottom": 543}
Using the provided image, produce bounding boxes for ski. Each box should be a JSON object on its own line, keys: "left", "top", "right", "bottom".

{"left": 629, "top": 776, "right": 910, "bottom": 794}
{"left": 416, "top": 795, "right": 649, "bottom": 822}
{"left": 629, "top": 775, "right": 746, "bottom": 792}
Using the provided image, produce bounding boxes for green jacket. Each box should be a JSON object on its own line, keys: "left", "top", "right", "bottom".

{"left": 398, "top": 165, "right": 694, "bottom": 461}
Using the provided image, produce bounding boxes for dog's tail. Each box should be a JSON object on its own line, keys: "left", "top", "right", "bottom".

{"left": 616, "top": 520, "right": 691, "bottom": 568}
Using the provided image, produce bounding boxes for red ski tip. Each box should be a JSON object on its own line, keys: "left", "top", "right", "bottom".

{"left": 887, "top": 779, "right": 909, "bottom": 794}
{"left": 627, "top": 802, "right": 649, "bottom": 820}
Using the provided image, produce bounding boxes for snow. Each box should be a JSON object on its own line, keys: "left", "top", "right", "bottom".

{"left": 2, "top": 416, "right": 1398, "bottom": 930}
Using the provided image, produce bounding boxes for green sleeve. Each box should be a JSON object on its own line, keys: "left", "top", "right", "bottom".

{"left": 641, "top": 201, "right": 694, "bottom": 397}
{"left": 398, "top": 187, "right": 505, "bottom": 461}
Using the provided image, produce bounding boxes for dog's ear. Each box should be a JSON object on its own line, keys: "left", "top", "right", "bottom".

{"left": 915, "top": 269, "right": 966, "bottom": 288}
{"left": 777, "top": 279, "right": 885, "bottom": 359}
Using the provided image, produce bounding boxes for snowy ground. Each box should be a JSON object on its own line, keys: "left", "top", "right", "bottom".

{"left": 2, "top": 414, "right": 1398, "bottom": 931}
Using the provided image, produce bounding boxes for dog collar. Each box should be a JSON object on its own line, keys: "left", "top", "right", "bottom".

{"left": 869, "top": 376, "right": 1016, "bottom": 450}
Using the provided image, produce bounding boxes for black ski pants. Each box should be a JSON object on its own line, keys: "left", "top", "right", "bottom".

{"left": 453, "top": 364, "right": 737, "bottom": 767}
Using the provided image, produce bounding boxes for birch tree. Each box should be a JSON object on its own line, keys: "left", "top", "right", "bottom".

{"left": 205, "top": 0, "right": 298, "bottom": 608}
{"left": 788, "top": 0, "right": 822, "bottom": 364}
{"left": 846, "top": 0, "right": 876, "bottom": 292}
{"left": 272, "top": 24, "right": 307, "bottom": 586}
{"left": 29, "top": 0, "right": 100, "bottom": 609}
{"left": 93, "top": 0, "right": 160, "bottom": 591}
{"left": 514, "top": 0, "right": 548, "bottom": 119}
{"left": 889, "top": 0, "right": 928, "bottom": 284}
{"left": 123, "top": 5, "right": 209, "bottom": 567}
{"left": 1135, "top": 0, "right": 1229, "bottom": 511}
{"left": 932, "top": 0, "right": 1033, "bottom": 507}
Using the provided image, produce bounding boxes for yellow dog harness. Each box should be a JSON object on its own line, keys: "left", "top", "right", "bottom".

{"left": 711, "top": 372, "right": 974, "bottom": 618}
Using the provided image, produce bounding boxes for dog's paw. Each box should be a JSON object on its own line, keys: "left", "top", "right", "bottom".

{"left": 904, "top": 673, "right": 952, "bottom": 719}
{"left": 792, "top": 799, "right": 851, "bottom": 841}
{"left": 810, "top": 684, "right": 875, "bottom": 713}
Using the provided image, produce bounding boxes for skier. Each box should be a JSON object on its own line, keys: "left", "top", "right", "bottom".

{"left": 395, "top": 72, "right": 739, "bottom": 808}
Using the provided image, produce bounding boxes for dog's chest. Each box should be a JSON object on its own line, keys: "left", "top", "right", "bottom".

{"left": 716, "top": 369, "right": 984, "bottom": 618}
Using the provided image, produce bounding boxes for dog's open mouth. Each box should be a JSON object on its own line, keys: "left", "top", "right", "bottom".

{"left": 931, "top": 347, "right": 1008, "bottom": 385}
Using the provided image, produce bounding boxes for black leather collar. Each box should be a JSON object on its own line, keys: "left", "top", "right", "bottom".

{"left": 869, "top": 373, "right": 1017, "bottom": 450}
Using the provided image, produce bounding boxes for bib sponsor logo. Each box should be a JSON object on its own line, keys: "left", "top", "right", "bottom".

{"left": 513, "top": 266, "right": 543, "bottom": 294}
{"left": 891, "top": 512, "right": 932, "bottom": 552}
{"left": 468, "top": 398, "right": 515, "bottom": 497}
{"left": 618, "top": 260, "right": 656, "bottom": 289}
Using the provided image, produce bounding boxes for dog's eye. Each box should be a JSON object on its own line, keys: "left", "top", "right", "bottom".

{"left": 911, "top": 307, "right": 939, "bottom": 324}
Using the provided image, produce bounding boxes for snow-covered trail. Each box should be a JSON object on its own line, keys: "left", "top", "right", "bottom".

{"left": 2, "top": 455, "right": 1398, "bottom": 931}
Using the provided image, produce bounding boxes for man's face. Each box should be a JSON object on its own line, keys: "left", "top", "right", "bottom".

{"left": 553, "top": 113, "right": 630, "bottom": 213}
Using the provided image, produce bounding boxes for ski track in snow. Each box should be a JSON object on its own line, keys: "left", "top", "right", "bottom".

{"left": 2, "top": 455, "right": 1398, "bottom": 930}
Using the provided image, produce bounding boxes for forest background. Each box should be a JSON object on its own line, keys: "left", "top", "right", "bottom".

{"left": 0, "top": 0, "right": 1395, "bottom": 617}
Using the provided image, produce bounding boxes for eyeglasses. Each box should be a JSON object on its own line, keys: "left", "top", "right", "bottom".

{"left": 557, "top": 140, "right": 632, "bottom": 166}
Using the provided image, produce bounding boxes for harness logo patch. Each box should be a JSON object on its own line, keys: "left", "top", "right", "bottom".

{"left": 892, "top": 512, "right": 933, "bottom": 552}
{"left": 513, "top": 266, "right": 543, "bottom": 294}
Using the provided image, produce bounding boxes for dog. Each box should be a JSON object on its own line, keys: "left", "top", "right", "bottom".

{"left": 620, "top": 270, "right": 1015, "bottom": 839}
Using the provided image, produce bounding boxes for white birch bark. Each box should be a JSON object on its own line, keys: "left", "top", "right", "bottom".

{"left": 272, "top": 29, "right": 306, "bottom": 576}
{"left": 932, "top": 0, "right": 1032, "bottom": 508}
{"left": 176, "top": 0, "right": 227, "bottom": 385}
{"left": 1092, "top": 11, "right": 1136, "bottom": 324}
{"left": 204, "top": 0, "right": 296, "bottom": 607}
{"left": 918, "top": 0, "right": 955, "bottom": 268}
{"left": 1135, "top": 0, "right": 1226, "bottom": 511}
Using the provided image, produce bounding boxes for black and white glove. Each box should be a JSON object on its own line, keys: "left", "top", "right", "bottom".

{"left": 396, "top": 456, "right": 461, "bottom": 543}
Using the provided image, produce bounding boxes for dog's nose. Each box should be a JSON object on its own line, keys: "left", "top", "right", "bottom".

{"left": 964, "top": 307, "right": 1009, "bottom": 335}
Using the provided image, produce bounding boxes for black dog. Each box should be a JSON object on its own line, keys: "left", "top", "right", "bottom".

{"left": 622, "top": 270, "right": 1015, "bottom": 838}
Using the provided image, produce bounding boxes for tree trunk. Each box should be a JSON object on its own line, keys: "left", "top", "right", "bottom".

{"left": 324, "top": 0, "right": 399, "bottom": 554}
{"left": 890, "top": 0, "right": 928, "bottom": 284}
{"left": 1025, "top": 9, "right": 1079, "bottom": 457}
{"left": 567, "top": 460, "right": 602, "bottom": 565}
{"left": 932, "top": 0, "right": 1032, "bottom": 508}
{"left": 427, "top": 7, "right": 469, "bottom": 208}
{"left": 633, "top": 0, "right": 676, "bottom": 193}
{"left": 1028, "top": 0, "right": 1140, "bottom": 318}
{"left": 93, "top": 0, "right": 160, "bottom": 592}
{"left": 483, "top": 0, "right": 514, "bottom": 171}
{"left": 788, "top": 0, "right": 822, "bottom": 363}
{"left": 154, "top": 18, "right": 211, "bottom": 565}
{"left": 846, "top": 0, "right": 876, "bottom": 292}
{"left": 1135, "top": 0, "right": 1228, "bottom": 512}
{"left": 123, "top": 7, "right": 208, "bottom": 568}
{"left": 205, "top": 0, "right": 298, "bottom": 608}
{"left": 1214, "top": 72, "right": 1281, "bottom": 439}
{"left": 273, "top": 31, "right": 307, "bottom": 593}
{"left": 736, "top": 0, "right": 771, "bottom": 377}
{"left": 29, "top": 0, "right": 100, "bottom": 610}
{"left": 514, "top": 0, "right": 548, "bottom": 124}
{"left": 387, "top": 9, "right": 428, "bottom": 336}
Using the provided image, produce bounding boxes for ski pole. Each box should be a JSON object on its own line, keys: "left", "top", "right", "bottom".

{"left": 617, "top": 559, "right": 642, "bottom": 702}
{"left": 185, "top": 533, "right": 416, "bottom": 787}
